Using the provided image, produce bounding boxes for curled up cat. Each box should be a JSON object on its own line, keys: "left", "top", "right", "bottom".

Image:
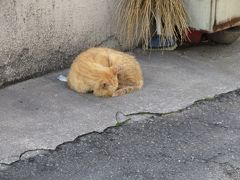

{"left": 67, "top": 47, "right": 144, "bottom": 97}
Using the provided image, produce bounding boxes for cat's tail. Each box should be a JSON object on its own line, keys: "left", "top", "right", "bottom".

{"left": 57, "top": 75, "right": 68, "bottom": 82}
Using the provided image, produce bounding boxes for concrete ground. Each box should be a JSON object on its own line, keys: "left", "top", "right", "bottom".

{"left": 0, "top": 40, "right": 240, "bottom": 165}
{"left": 1, "top": 88, "right": 240, "bottom": 180}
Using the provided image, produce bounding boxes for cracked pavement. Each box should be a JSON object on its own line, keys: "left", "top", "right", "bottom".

{"left": 1, "top": 40, "right": 240, "bottom": 164}
{"left": 1, "top": 89, "right": 240, "bottom": 180}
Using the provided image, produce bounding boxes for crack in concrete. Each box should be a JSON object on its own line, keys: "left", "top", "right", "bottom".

{"left": 94, "top": 35, "right": 122, "bottom": 49}
{"left": 213, "top": 161, "right": 240, "bottom": 179}
{"left": 158, "top": 151, "right": 238, "bottom": 180}
{"left": 176, "top": 152, "right": 240, "bottom": 180}
{"left": 203, "top": 160, "right": 240, "bottom": 179}
{"left": 1, "top": 89, "right": 240, "bottom": 171}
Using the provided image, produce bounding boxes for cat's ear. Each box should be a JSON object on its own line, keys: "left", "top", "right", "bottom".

{"left": 110, "top": 66, "right": 121, "bottom": 76}
{"left": 100, "top": 80, "right": 110, "bottom": 89}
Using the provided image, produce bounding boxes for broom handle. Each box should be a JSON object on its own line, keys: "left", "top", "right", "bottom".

{"left": 156, "top": 14, "right": 161, "bottom": 36}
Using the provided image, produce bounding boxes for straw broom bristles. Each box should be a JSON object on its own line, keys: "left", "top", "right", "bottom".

{"left": 116, "top": 0, "right": 189, "bottom": 49}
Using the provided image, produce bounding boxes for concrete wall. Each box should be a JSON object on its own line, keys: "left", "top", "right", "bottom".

{"left": 0, "top": 0, "right": 123, "bottom": 87}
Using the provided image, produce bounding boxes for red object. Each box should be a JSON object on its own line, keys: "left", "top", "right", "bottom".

{"left": 187, "top": 30, "right": 203, "bottom": 44}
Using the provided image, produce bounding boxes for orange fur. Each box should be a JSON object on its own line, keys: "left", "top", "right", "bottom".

{"left": 67, "top": 48, "right": 144, "bottom": 97}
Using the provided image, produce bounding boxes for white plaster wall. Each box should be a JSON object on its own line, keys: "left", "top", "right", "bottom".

{"left": 0, "top": 0, "right": 122, "bottom": 86}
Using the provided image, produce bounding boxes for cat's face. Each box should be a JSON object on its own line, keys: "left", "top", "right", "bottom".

{"left": 94, "top": 67, "right": 119, "bottom": 97}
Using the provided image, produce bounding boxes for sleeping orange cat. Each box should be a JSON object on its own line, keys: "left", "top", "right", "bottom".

{"left": 67, "top": 48, "right": 143, "bottom": 97}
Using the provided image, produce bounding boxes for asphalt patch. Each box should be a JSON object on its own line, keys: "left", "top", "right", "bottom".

{"left": 1, "top": 90, "right": 240, "bottom": 180}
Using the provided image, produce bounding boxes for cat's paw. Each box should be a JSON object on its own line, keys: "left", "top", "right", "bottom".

{"left": 112, "top": 89, "right": 127, "bottom": 97}
{"left": 112, "top": 91, "right": 121, "bottom": 97}
{"left": 112, "top": 92, "right": 120, "bottom": 97}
